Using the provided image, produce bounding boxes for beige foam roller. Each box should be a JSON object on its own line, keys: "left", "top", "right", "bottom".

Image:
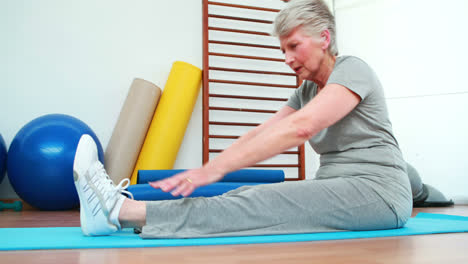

{"left": 105, "top": 78, "right": 162, "bottom": 183}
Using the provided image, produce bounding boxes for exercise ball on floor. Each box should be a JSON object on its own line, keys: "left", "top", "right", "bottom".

{"left": 7, "top": 114, "right": 104, "bottom": 210}
{"left": 0, "top": 134, "right": 7, "bottom": 184}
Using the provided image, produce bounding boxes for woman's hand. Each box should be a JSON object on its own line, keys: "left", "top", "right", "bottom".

{"left": 149, "top": 167, "right": 224, "bottom": 197}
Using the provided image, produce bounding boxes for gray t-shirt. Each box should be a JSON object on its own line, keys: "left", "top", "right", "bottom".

{"left": 287, "top": 56, "right": 398, "bottom": 155}
{"left": 286, "top": 56, "right": 411, "bottom": 214}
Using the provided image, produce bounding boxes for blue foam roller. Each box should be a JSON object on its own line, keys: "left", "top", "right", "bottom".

{"left": 127, "top": 182, "right": 266, "bottom": 200}
{"left": 137, "top": 169, "right": 285, "bottom": 184}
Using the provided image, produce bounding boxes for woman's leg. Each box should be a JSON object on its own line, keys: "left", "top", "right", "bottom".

{"left": 118, "top": 199, "right": 146, "bottom": 228}
{"left": 139, "top": 177, "right": 406, "bottom": 238}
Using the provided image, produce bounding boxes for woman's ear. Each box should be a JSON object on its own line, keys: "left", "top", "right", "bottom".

{"left": 320, "top": 29, "right": 331, "bottom": 50}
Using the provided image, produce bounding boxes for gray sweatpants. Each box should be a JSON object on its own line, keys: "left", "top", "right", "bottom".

{"left": 140, "top": 176, "right": 412, "bottom": 238}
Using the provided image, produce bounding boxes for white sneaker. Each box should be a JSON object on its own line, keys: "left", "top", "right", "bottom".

{"left": 73, "top": 134, "right": 133, "bottom": 236}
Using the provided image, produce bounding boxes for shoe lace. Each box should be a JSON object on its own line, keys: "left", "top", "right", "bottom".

{"left": 90, "top": 162, "right": 134, "bottom": 200}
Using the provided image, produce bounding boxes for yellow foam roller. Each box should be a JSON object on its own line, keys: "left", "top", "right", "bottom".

{"left": 130, "top": 61, "right": 202, "bottom": 185}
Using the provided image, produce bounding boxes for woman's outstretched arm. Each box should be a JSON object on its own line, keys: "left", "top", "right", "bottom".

{"left": 150, "top": 84, "right": 360, "bottom": 196}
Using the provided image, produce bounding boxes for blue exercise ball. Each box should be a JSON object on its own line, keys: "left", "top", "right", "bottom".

{"left": 7, "top": 114, "right": 104, "bottom": 210}
{"left": 0, "top": 134, "right": 7, "bottom": 184}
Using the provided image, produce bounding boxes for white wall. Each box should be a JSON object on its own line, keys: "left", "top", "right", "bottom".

{"left": 0, "top": 0, "right": 204, "bottom": 198}
{"left": 335, "top": 0, "right": 468, "bottom": 203}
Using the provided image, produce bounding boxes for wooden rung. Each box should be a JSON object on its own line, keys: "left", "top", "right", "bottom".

{"left": 209, "top": 149, "right": 226, "bottom": 152}
{"left": 208, "top": 14, "right": 273, "bottom": 24}
{"left": 209, "top": 121, "right": 260, "bottom": 126}
{"left": 209, "top": 52, "right": 284, "bottom": 62}
{"left": 209, "top": 135, "right": 239, "bottom": 139}
{"left": 209, "top": 149, "right": 299, "bottom": 155}
{"left": 209, "top": 79, "right": 297, "bottom": 89}
{"left": 209, "top": 40, "right": 280, "bottom": 50}
{"left": 285, "top": 178, "right": 302, "bottom": 181}
{"left": 208, "top": 1, "right": 280, "bottom": 13}
{"left": 209, "top": 26, "right": 270, "bottom": 36}
{"left": 252, "top": 164, "right": 300, "bottom": 168}
{"left": 209, "top": 93, "right": 288, "bottom": 101}
{"left": 209, "top": 106, "right": 277, "bottom": 113}
{"left": 280, "top": 151, "right": 300, "bottom": 155}
{"left": 209, "top": 67, "right": 295, "bottom": 76}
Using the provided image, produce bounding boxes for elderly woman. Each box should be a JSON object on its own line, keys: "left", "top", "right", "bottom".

{"left": 73, "top": 0, "right": 412, "bottom": 237}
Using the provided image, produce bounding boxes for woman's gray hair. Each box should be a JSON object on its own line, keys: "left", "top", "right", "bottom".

{"left": 273, "top": 0, "right": 338, "bottom": 56}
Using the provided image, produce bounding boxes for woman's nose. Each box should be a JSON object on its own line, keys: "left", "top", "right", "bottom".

{"left": 285, "top": 53, "right": 294, "bottom": 65}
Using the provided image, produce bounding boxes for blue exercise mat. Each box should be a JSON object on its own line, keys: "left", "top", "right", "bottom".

{"left": 127, "top": 182, "right": 265, "bottom": 201}
{"left": 137, "top": 169, "right": 285, "bottom": 184}
{"left": 1, "top": 213, "right": 468, "bottom": 251}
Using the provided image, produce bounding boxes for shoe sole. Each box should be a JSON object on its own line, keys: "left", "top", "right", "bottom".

{"left": 73, "top": 134, "right": 116, "bottom": 236}
{"left": 74, "top": 172, "right": 92, "bottom": 236}
{"left": 74, "top": 135, "right": 95, "bottom": 235}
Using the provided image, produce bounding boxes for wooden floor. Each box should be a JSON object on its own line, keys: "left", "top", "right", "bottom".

{"left": 1, "top": 206, "right": 467, "bottom": 264}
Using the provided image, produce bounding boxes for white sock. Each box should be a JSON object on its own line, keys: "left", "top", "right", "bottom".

{"left": 109, "top": 195, "right": 126, "bottom": 230}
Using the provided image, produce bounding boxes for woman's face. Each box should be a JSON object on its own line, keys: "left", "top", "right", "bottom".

{"left": 279, "top": 27, "right": 327, "bottom": 80}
